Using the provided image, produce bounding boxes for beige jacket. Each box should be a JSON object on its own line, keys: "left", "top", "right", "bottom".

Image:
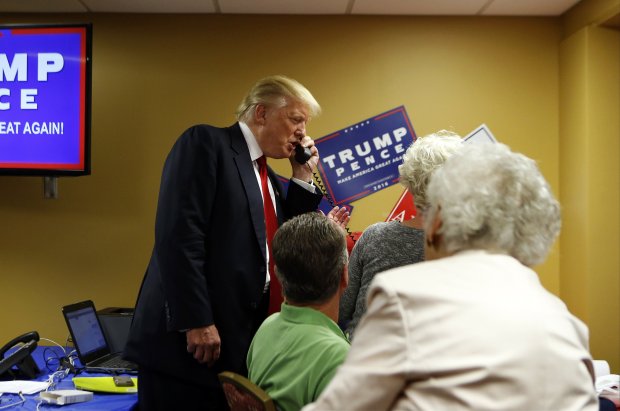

{"left": 303, "top": 250, "right": 598, "bottom": 411}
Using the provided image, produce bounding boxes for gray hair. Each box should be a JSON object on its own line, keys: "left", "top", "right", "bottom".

{"left": 273, "top": 212, "right": 348, "bottom": 304}
{"left": 424, "top": 143, "right": 561, "bottom": 266}
{"left": 398, "top": 130, "right": 464, "bottom": 212}
{"left": 236, "top": 75, "right": 321, "bottom": 123}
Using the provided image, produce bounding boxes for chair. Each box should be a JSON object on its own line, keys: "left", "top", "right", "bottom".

{"left": 218, "top": 371, "right": 276, "bottom": 411}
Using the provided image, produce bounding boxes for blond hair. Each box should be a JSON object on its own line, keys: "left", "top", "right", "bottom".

{"left": 236, "top": 75, "right": 321, "bottom": 122}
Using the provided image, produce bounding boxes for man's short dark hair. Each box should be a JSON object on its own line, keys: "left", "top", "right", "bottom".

{"left": 273, "top": 212, "right": 347, "bottom": 304}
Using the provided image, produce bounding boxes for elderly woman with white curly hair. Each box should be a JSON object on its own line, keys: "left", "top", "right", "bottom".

{"left": 304, "top": 143, "right": 598, "bottom": 411}
{"left": 339, "top": 130, "right": 463, "bottom": 340}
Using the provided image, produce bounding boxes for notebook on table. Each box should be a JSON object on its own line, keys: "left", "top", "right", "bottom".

{"left": 62, "top": 300, "right": 138, "bottom": 374}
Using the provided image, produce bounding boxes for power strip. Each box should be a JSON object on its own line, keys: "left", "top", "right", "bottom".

{"left": 39, "top": 389, "right": 93, "bottom": 405}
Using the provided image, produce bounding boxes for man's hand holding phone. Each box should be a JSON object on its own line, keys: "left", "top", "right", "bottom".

{"left": 291, "top": 136, "right": 319, "bottom": 182}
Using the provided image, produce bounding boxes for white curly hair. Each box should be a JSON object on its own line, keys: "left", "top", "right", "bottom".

{"left": 398, "top": 130, "right": 464, "bottom": 212}
{"left": 424, "top": 143, "right": 561, "bottom": 266}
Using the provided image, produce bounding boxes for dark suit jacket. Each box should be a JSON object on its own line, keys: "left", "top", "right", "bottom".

{"left": 124, "top": 123, "right": 322, "bottom": 387}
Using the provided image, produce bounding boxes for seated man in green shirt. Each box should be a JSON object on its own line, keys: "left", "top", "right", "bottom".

{"left": 247, "top": 212, "right": 351, "bottom": 411}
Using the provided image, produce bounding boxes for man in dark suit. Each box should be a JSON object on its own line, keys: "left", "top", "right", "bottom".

{"left": 124, "top": 75, "right": 334, "bottom": 409}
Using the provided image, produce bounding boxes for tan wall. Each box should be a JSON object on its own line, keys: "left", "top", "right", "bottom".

{"left": 560, "top": 0, "right": 620, "bottom": 372}
{"left": 563, "top": 0, "right": 620, "bottom": 36}
{"left": 0, "top": 12, "right": 612, "bottom": 371}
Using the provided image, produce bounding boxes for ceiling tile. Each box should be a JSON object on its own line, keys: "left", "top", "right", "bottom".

{"left": 83, "top": 0, "right": 216, "bottom": 13}
{"left": 351, "top": 0, "right": 489, "bottom": 15}
{"left": 0, "top": 0, "right": 584, "bottom": 16}
{"left": 0, "top": 0, "right": 87, "bottom": 13}
{"left": 482, "top": 0, "right": 582, "bottom": 16}
{"left": 219, "top": 0, "right": 349, "bottom": 14}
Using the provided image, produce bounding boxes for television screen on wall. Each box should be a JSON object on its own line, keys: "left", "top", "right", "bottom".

{"left": 0, "top": 23, "right": 92, "bottom": 176}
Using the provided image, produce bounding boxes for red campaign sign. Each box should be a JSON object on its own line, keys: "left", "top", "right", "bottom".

{"left": 385, "top": 189, "right": 416, "bottom": 222}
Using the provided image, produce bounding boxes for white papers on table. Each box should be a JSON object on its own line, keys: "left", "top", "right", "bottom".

{"left": 0, "top": 380, "right": 49, "bottom": 395}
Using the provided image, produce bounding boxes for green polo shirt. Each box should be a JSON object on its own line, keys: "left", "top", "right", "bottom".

{"left": 247, "top": 303, "right": 350, "bottom": 411}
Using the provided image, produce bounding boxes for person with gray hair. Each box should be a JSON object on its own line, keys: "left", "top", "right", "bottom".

{"left": 304, "top": 142, "right": 598, "bottom": 411}
{"left": 125, "top": 75, "right": 349, "bottom": 410}
{"left": 339, "top": 130, "right": 463, "bottom": 340}
{"left": 423, "top": 142, "right": 562, "bottom": 266}
{"left": 247, "top": 212, "right": 351, "bottom": 411}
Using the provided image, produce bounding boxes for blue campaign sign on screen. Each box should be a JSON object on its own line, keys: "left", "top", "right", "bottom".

{"left": 315, "top": 106, "right": 416, "bottom": 205}
{"left": 0, "top": 24, "right": 91, "bottom": 175}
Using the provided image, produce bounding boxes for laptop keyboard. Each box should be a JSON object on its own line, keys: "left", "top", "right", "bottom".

{"left": 96, "top": 356, "right": 137, "bottom": 369}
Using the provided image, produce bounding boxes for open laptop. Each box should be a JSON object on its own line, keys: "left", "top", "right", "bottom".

{"left": 62, "top": 300, "right": 138, "bottom": 374}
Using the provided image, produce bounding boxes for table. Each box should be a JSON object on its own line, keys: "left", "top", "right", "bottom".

{"left": 0, "top": 345, "right": 137, "bottom": 410}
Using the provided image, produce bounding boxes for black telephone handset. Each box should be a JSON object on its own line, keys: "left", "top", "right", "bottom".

{"left": 294, "top": 144, "right": 312, "bottom": 164}
{"left": 0, "top": 331, "right": 41, "bottom": 380}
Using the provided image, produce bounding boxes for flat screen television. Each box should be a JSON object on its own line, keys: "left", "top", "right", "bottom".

{"left": 0, "top": 23, "right": 92, "bottom": 176}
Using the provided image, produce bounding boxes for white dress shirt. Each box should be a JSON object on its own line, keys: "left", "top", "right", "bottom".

{"left": 239, "top": 122, "right": 315, "bottom": 287}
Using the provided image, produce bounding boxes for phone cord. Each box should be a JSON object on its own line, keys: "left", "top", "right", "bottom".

{"left": 312, "top": 170, "right": 358, "bottom": 245}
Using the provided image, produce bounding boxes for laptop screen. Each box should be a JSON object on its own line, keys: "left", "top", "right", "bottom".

{"left": 62, "top": 300, "right": 113, "bottom": 365}
{"left": 65, "top": 306, "right": 107, "bottom": 356}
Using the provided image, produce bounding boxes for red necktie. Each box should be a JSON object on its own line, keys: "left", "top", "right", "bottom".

{"left": 257, "top": 156, "right": 282, "bottom": 314}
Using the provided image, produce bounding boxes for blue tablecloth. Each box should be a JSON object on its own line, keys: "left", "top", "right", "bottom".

{"left": 0, "top": 345, "right": 137, "bottom": 410}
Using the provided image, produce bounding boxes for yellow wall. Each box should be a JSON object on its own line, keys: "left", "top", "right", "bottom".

{"left": 560, "top": 0, "right": 620, "bottom": 372}
{"left": 0, "top": 11, "right": 614, "bottom": 372}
